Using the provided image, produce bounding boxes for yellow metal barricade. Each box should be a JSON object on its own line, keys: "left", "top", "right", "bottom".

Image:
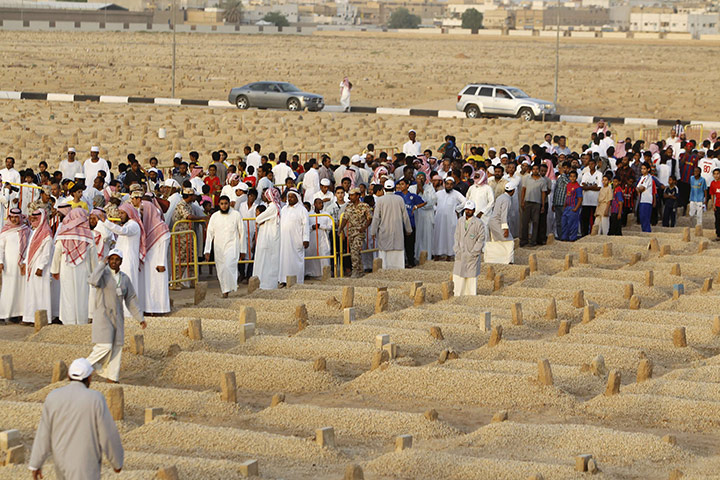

{"left": 305, "top": 213, "right": 338, "bottom": 276}
{"left": 337, "top": 211, "right": 378, "bottom": 278}
{"left": 6, "top": 182, "right": 42, "bottom": 218}
{"left": 171, "top": 213, "right": 339, "bottom": 278}
{"left": 642, "top": 127, "right": 662, "bottom": 144}
{"left": 376, "top": 146, "right": 398, "bottom": 158}
{"left": 170, "top": 222, "right": 199, "bottom": 286}
{"left": 685, "top": 124, "right": 703, "bottom": 143}
{"left": 460, "top": 142, "right": 488, "bottom": 158}
{"left": 295, "top": 152, "right": 329, "bottom": 164}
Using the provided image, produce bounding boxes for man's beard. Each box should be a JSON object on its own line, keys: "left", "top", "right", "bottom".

{"left": 220, "top": 207, "right": 230, "bottom": 214}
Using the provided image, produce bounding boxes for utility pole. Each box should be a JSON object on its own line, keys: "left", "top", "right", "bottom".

{"left": 554, "top": 0, "right": 560, "bottom": 107}
{"left": 172, "top": 0, "right": 177, "bottom": 98}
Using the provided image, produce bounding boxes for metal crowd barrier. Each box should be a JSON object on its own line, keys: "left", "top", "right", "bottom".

{"left": 295, "top": 152, "right": 329, "bottom": 163}
{"left": 375, "top": 146, "right": 398, "bottom": 158}
{"left": 169, "top": 212, "right": 339, "bottom": 281}
{"left": 685, "top": 124, "right": 703, "bottom": 143}
{"left": 5, "top": 182, "right": 41, "bottom": 218}
{"left": 461, "top": 142, "right": 489, "bottom": 158}
{"left": 336, "top": 211, "right": 378, "bottom": 278}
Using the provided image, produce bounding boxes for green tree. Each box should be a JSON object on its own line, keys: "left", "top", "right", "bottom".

{"left": 388, "top": 8, "right": 421, "bottom": 29}
{"left": 220, "top": 0, "right": 243, "bottom": 25}
{"left": 263, "top": 11, "right": 290, "bottom": 27}
{"left": 461, "top": 8, "right": 483, "bottom": 30}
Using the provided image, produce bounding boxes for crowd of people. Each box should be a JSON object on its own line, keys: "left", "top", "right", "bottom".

{"left": 0, "top": 123, "right": 719, "bottom": 328}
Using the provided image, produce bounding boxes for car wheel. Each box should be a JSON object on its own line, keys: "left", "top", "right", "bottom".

{"left": 287, "top": 98, "right": 301, "bottom": 111}
{"left": 465, "top": 105, "right": 480, "bottom": 119}
{"left": 518, "top": 107, "right": 534, "bottom": 122}
{"left": 235, "top": 95, "right": 249, "bottom": 109}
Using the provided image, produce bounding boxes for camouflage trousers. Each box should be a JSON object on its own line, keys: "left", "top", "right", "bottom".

{"left": 348, "top": 232, "right": 366, "bottom": 275}
{"left": 174, "top": 231, "right": 194, "bottom": 284}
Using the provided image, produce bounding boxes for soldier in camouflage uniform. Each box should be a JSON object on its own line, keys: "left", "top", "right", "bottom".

{"left": 170, "top": 188, "right": 202, "bottom": 288}
{"left": 339, "top": 187, "right": 372, "bottom": 278}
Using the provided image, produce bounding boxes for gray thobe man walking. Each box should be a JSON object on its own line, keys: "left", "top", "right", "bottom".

{"left": 86, "top": 248, "right": 146, "bottom": 383}
{"left": 370, "top": 180, "right": 412, "bottom": 270}
{"left": 452, "top": 200, "right": 486, "bottom": 296}
{"left": 29, "top": 358, "right": 124, "bottom": 480}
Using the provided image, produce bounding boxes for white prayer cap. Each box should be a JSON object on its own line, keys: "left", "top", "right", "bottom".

{"left": 408, "top": 129, "right": 416, "bottom": 134}
{"left": 68, "top": 358, "right": 93, "bottom": 381}
{"left": 164, "top": 179, "right": 180, "bottom": 188}
{"left": 108, "top": 248, "right": 124, "bottom": 259}
{"left": 679, "top": 149, "right": 686, "bottom": 154}
{"left": 351, "top": 154, "right": 362, "bottom": 164}
{"left": 500, "top": 153, "right": 508, "bottom": 159}
{"left": 75, "top": 173, "right": 86, "bottom": 179}
{"left": 148, "top": 167, "right": 159, "bottom": 173}
{"left": 68, "top": 147, "right": 76, "bottom": 153}
{"left": 505, "top": 181, "right": 517, "bottom": 192}
{"left": 384, "top": 179, "right": 395, "bottom": 190}
{"left": 489, "top": 147, "right": 497, "bottom": 152}
{"left": 236, "top": 182, "right": 249, "bottom": 192}
{"left": 90, "top": 146, "right": 100, "bottom": 153}
{"left": 320, "top": 178, "right": 331, "bottom": 187}
{"left": 174, "top": 152, "right": 182, "bottom": 159}
{"left": 464, "top": 200, "right": 476, "bottom": 210}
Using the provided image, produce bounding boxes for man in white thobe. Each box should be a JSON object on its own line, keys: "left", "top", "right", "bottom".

{"left": 403, "top": 129, "right": 422, "bottom": 157}
{"left": 255, "top": 188, "right": 281, "bottom": 290}
{"left": 453, "top": 201, "right": 486, "bottom": 296}
{"left": 86, "top": 249, "right": 146, "bottom": 383}
{"left": 313, "top": 178, "right": 335, "bottom": 214}
{"left": 103, "top": 201, "right": 145, "bottom": 315}
{"left": 370, "top": 180, "right": 412, "bottom": 270}
{"left": 142, "top": 198, "right": 171, "bottom": 314}
{"left": 433, "top": 177, "right": 465, "bottom": 261}
{"left": 485, "top": 181, "right": 517, "bottom": 264}
{"left": 278, "top": 190, "right": 310, "bottom": 284}
{"left": 29, "top": 358, "right": 124, "bottom": 480}
{"left": 303, "top": 160, "right": 321, "bottom": 204}
{"left": 50, "top": 208, "right": 98, "bottom": 325}
{"left": 409, "top": 172, "right": 436, "bottom": 262}
{"left": 204, "top": 195, "right": 247, "bottom": 297}
{"left": 0, "top": 208, "right": 29, "bottom": 323}
{"left": 22, "top": 210, "right": 53, "bottom": 325}
{"left": 83, "top": 146, "right": 110, "bottom": 184}
{"left": 305, "top": 198, "right": 332, "bottom": 277}
{"left": 162, "top": 179, "right": 182, "bottom": 228}
{"left": 59, "top": 147, "right": 84, "bottom": 180}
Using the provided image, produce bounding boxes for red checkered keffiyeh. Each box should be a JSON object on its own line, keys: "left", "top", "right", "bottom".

{"left": 0, "top": 210, "right": 30, "bottom": 266}
{"left": 27, "top": 209, "right": 53, "bottom": 276}
{"left": 55, "top": 208, "right": 94, "bottom": 266}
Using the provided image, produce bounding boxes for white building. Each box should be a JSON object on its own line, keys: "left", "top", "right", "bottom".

{"left": 243, "top": 3, "right": 299, "bottom": 23}
{"left": 630, "top": 11, "right": 719, "bottom": 36}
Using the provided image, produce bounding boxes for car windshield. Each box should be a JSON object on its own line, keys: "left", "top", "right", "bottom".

{"left": 507, "top": 88, "right": 529, "bottom": 98}
{"left": 278, "top": 83, "right": 301, "bottom": 93}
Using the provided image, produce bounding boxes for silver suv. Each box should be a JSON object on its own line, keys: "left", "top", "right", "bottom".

{"left": 228, "top": 81, "right": 324, "bottom": 112}
{"left": 456, "top": 83, "right": 555, "bottom": 121}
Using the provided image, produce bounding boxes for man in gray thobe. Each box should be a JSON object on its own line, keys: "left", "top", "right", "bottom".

{"left": 370, "top": 179, "right": 412, "bottom": 269}
{"left": 452, "top": 200, "right": 486, "bottom": 296}
{"left": 86, "top": 248, "right": 146, "bottom": 383}
{"left": 29, "top": 358, "right": 124, "bottom": 480}
{"left": 485, "top": 181, "right": 517, "bottom": 264}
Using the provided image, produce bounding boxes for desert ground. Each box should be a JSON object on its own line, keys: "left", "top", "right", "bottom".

{"left": 1, "top": 31, "right": 719, "bottom": 119}
{"left": 2, "top": 31, "right": 720, "bottom": 479}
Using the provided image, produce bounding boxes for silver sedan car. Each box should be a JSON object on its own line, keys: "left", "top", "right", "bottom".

{"left": 228, "top": 81, "right": 325, "bottom": 112}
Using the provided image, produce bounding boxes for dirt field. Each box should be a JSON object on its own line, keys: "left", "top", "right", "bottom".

{"left": 1, "top": 31, "right": 719, "bottom": 118}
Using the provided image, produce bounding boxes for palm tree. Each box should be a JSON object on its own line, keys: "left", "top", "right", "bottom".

{"left": 220, "top": 0, "right": 243, "bottom": 25}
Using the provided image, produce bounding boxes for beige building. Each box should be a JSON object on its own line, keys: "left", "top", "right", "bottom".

{"left": 483, "top": 8, "right": 515, "bottom": 29}
{"left": 515, "top": 7, "right": 542, "bottom": 29}
{"left": 542, "top": 6, "right": 610, "bottom": 28}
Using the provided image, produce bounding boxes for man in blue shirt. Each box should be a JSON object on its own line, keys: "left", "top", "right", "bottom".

{"left": 396, "top": 178, "right": 426, "bottom": 267}
{"left": 689, "top": 166, "right": 707, "bottom": 227}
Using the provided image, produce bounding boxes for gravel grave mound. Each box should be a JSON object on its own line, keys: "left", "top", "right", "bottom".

{"left": 122, "top": 421, "right": 345, "bottom": 462}
{"left": 123, "top": 450, "right": 269, "bottom": 480}
{"left": 344, "top": 364, "right": 577, "bottom": 412}
{"left": 576, "top": 320, "right": 719, "bottom": 347}
{"left": 364, "top": 449, "right": 580, "bottom": 480}
{"left": 623, "top": 378, "right": 720, "bottom": 403}
{"left": 160, "top": 351, "right": 340, "bottom": 393}
{"left": 597, "top": 309, "right": 716, "bottom": 328}
{"left": 251, "top": 402, "right": 460, "bottom": 440}
{"left": 555, "top": 267, "right": 701, "bottom": 289}
{"left": 0, "top": 400, "right": 42, "bottom": 434}
{"left": 451, "top": 421, "right": 693, "bottom": 466}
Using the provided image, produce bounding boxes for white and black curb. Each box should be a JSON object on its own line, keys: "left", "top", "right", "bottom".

{"left": 1, "top": 90, "right": 719, "bottom": 129}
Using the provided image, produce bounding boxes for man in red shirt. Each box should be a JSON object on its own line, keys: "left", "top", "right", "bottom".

{"left": 710, "top": 168, "right": 720, "bottom": 240}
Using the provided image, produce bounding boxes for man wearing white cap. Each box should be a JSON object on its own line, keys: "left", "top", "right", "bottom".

{"left": 86, "top": 249, "right": 146, "bottom": 383}
{"left": 485, "top": 181, "right": 517, "bottom": 264}
{"left": 161, "top": 179, "right": 182, "bottom": 228}
{"left": 221, "top": 173, "right": 241, "bottom": 208}
{"left": 370, "top": 180, "right": 412, "bottom": 270}
{"left": 83, "top": 146, "right": 109, "bottom": 185}
{"left": 313, "top": 178, "right": 335, "bottom": 213}
{"left": 29, "top": 358, "right": 124, "bottom": 480}
{"left": 59, "top": 147, "right": 83, "bottom": 180}
{"left": 278, "top": 189, "right": 309, "bottom": 284}
{"left": 403, "top": 130, "right": 422, "bottom": 157}
{"left": 204, "top": 195, "right": 247, "bottom": 297}
{"left": 433, "top": 177, "right": 465, "bottom": 261}
{"left": 453, "top": 200, "right": 486, "bottom": 296}
{"left": 234, "top": 181, "right": 250, "bottom": 213}
{"left": 351, "top": 155, "right": 370, "bottom": 185}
